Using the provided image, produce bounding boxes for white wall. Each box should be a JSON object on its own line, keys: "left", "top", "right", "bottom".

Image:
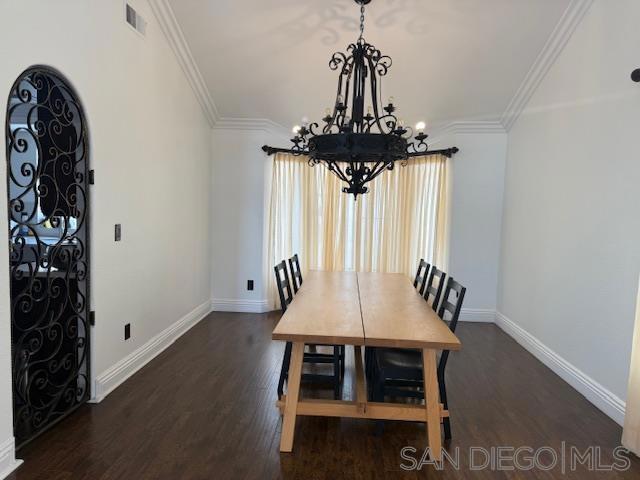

{"left": 448, "top": 132, "right": 507, "bottom": 317}
{"left": 0, "top": 0, "right": 212, "bottom": 470}
{"left": 499, "top": 0, "right": 640, "bottom": 413}
{"left": 210, "top": 128, "right": 267, "bottom": 310}
{"left": 210, "top": 125, "right": 286, "bottom": 312}
{"left": 0, "top": 133, "right": 16, "bottom": 475}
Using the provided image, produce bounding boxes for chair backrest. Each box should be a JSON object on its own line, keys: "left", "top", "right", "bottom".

{"left": 274, "top": 260, "right": 293, "bottom": 313}
{"left": 437, "top": 277, "right": 466, "bottom": 374}
{"left": 288, "top": 254, "right": 303, "bottom": 294}
{"left": 413, "top": 259, "right": 430, "bottom": 295}
{"left": 424, "top": 266, "right": 446, "bottom": 311}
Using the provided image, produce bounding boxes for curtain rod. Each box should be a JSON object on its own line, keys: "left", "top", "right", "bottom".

{"left": 261, "top": 145, "right": 459, "bottom": 158}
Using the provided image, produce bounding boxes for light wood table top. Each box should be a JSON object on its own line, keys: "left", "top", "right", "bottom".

{"left": 358, "top": 272, "right": 461, "bottom": 350}
{"left": 273, "top": 270, "right": 461, "bottom": 351}
{"left": 272, "top": 271, "right": 365, "bottom": 345}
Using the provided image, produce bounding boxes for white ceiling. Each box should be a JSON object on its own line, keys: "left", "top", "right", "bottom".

{"left": 168, "top": 0, "right": 571, "bottom": 130}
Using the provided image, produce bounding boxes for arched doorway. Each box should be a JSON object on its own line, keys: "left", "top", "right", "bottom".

{"left": 5, "top": 66, "right": 90, "bottom": 447}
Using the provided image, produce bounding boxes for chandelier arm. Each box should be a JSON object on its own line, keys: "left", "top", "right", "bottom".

{"left": 327, "top": 51, "right": 351, "bottom": 133}
{"left": 376, "top": 59, "right": 385, "bottom": 128}
{"left": 352, "top": 46, "right": 366, "bottom": 131}
{"left": 327, "top": 80, "right": 343, "bottom": 132}
{"left": 327, "top": 161, "right": 350, "bottom": 183}
{"left": 324, "top": 79, "right": 342, "bottom": 133}
{"left": 340, "top": 57, "right": 355, "bottom": 130}
{"left": 329, "top": 51, "right": 348, "bottom": 71}
{"left": 363, "top": 161, "right": 393, "bottom": 186}
{"left": 366, "top": 161, "right": 387, "bottom": 181}
{"left": 336, "top": 76, "right": 347, "bottom": 130}
{"left": 377, "top": 113, "right": 399, "bottom": 132}
{"left": 364, "top": 50, "right": 388, "bottom": 134}
{"left": 407, "top": 138, "right": 427, "bottom": 155}
{"left": 308, "top": 122, "right": 318, "bottom": 134}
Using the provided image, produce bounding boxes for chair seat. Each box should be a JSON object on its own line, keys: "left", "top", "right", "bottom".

{"left": 376, "top": 348, "right": 424, "bottom": 381}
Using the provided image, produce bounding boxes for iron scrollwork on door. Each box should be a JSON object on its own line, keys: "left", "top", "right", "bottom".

{"left": 5, "top": 66, "right": 90, "bottom": 447}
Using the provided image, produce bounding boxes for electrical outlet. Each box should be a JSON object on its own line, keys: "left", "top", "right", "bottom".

{"left": 124, "top": 323, "right": 131, "bottom": 340}
{"left": 247, "top": 280, "right": 254, "bottom": 291}
{"left": 115, "top": 224, "right": 122, "bottom": 241}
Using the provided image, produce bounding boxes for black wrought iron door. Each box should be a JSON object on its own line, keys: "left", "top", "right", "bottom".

{"left": 5, "top": 66, "right": 90, "bottom": 448}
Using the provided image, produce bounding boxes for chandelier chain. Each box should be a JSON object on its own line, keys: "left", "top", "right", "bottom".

{"left": 359, "top": 3, "right": 365, "bottom": 41}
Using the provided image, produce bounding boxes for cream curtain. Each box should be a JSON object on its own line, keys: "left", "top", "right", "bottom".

{"left": 265, "top": 152, "right": 450, "bottom": 310}
{"left": 623, "top": 275, "right": 640, "bottom": 455}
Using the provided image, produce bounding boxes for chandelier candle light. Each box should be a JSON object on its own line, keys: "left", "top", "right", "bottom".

{"left": 262, "top": 0, "right": 458, "bottom": 198}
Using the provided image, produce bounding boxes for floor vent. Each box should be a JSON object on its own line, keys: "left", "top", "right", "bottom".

{"left": 126, "top": 3, "right": 146, "bottom": 36}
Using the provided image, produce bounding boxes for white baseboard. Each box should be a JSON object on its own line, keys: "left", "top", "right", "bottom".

{"left": 0, "top": 437, "right": 22, "bottom": 480}
{"left": 495, "top": 311, "right": 626, "bottom": 426}
{"left": 211, "top": 298, "right": 271, "bottom": 313}
{"left": 91, "top": 300, "right": 212, "bottom": 403}
{"left": 459, "top": 308, "right": 496, "bottom": 323}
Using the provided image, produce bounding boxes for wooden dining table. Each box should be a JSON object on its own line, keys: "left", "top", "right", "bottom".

{"left": 272, "top": 270, "right": 461, "bottom": 459}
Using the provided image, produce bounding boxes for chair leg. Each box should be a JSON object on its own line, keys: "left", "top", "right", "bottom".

{"left": 365, "top": 347, "right": 376, "bottom": 399}
{"left": 439, "top": 372, "right": 451, "bottom": 440}
{"left": 443, "top": 416, "right": 451, "bottom": 440}
{"left": 333, "top": 346, "right": 340, "bottom": 400}
{"left": 278, "top": 342, "right": 293, "bottom": 400}
{"left": 364, "top": 348, "right": 369, "bottom": 387}
{"left": 339, "top": 345, "right": 345, "bottom": 380}
{"left": 373, "top": 371, "right": 385, "bottom": 436}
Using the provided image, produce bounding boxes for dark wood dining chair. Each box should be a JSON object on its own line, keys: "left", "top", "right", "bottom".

{"left": 370, "top": 277, "right": 466, "bottom": 440}
{"left": 367, "top": 259, "right": 431, "bottom": 388}
{"left": 275, "top": 260, "right": 293, "bottom": 312}
{"left": 275, "top": 260, "right": 341, "bottom": 400}
{"left": 288, "top": 254, "right": 303, "bottom": 293}
{"left": 275, "top": 260, "right": 293, "bottom": 400}
{"left": 288, "top": 254, "right": 346, "bottom": 380}
{"left": 424, "top": 266, "right": 446, "bottom": 311}
{"left": 413, "top": 258, "right": 430, "bottom": 295}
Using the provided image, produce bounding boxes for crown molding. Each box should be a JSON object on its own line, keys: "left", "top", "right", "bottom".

{"left": 213, "top": 117, "right": 290, "bottom": 137}
{"left": 148, "top": 0, "right": 219, "bottom": 127}
{"left": 426, "top": 120, "right": 506, "bottom": 145}
{"left": 441, "top": 121, "right": 506, "bottom": 135}
{"left": 500, "top": 0, "right": 594, "bottom": 131}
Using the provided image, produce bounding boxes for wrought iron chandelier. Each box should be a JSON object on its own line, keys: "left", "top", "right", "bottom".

{"left": 263, "top": 0, "right": 458, "bottom": 197}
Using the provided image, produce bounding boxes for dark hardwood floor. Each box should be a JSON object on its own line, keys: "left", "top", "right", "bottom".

{"left": 9, "top": 312, "right": 640, "bottom": 479}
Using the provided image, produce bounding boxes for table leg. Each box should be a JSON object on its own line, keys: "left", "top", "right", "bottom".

{"left": 280, "top": 341, "right": 305, "bottom": 452}
{"left": 422, "top": 348, "right": 442, "bottom": 461}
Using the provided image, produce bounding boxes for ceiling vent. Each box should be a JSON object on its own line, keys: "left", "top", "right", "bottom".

{"left": 125, "top": 3, "right": 146, "bottom": 36}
